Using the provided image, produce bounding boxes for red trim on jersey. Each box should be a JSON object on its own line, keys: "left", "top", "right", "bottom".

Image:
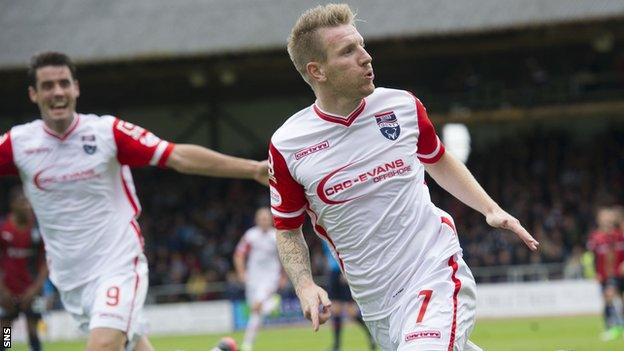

{"left": 130, "top": 219, "right": 145, "bottom": 249}
{"left": 113, "top": 118, "right": 172, "bottom": 167}
{"left": 441, "top": 217, "right": 456, "bottom": 234}
{"left": 120, "top": 170, "right": 140, "bottom": 217}
{"left": 0, "top": 131, "right": 18, "bottom": 176}
{"left": 269, "top": 142, "right": 307, "bottom": 229}
{"left": 410, "top": 94, "right": 445, "bottom": 164}
{"left": 126, "top": 256, "right": 140, "bottom": 334}
{"left": 158, "top": 143, "right": 175, "bottom": 168}
{"left": 313, "top": 99, "right": 366, "bottom": 127}
{"left": 43, "top": 114, "right": 80, "bottom": 141}
{"left": 447, "top": 256, "right": 461, "bottom": 351}
{"left": 307, "top": 205, "right": 345, "bottom": 271}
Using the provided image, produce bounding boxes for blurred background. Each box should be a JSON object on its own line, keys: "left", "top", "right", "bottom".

{"left": 1, "top": 0, "right": 623, "bottom": 350}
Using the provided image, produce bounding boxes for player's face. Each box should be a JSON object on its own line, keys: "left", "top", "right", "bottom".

{"left": 28, "top": 65, "right": 80, "bottom": 124}
{"left": 317, "top": 24, "right": 375, "bottom": 99}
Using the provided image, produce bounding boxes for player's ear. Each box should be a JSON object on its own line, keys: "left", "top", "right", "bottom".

{"left": 28, "top": 86, "right": 38, "bottom": 103}
{"left": 306, "top": 61, "right": 326, "bottom": 83}
{"left": 74, "top": 79, "right": 80, "bottom": 98}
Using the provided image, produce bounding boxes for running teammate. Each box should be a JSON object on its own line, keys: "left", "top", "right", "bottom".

{"left": 269, "top": 4, "right": 538, "bottom": 351}
{"left": 0, "top": 51, "right": 268, "bottom": 351}
{"left": 233, "top": 208, "right": 283, "bottom": 351}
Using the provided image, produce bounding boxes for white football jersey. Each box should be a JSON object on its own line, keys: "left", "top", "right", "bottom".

{"left": 269, "top": 88, "right": 461, "bottom": 321}
{"left": 235, "top": 225, "right": 281, "bottom": 286}
{"left": 0, "top": 114, "right": 174, "bottom": 291}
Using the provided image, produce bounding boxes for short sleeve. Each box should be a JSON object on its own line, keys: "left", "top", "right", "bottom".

{"left": 268, "top": 142, "right": 307, "bottom": 230}
{"left": 235, "top": 233, "right": 251, "bottom": 255}
{"left": 0, "top": 131, "right": 18, "bottom": 176}
{"left": 412, "top": 96, "right": 445, "bottom": 164}
{"left": 113, "top": 118, "right": 175, "bottom": 167}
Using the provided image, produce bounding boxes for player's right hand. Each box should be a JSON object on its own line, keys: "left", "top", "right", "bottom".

{"left": 486, "top": 208, "right": 539, "bottom": 251}
{"left": 297, "top": 283, "right": 331, "bottom": 332}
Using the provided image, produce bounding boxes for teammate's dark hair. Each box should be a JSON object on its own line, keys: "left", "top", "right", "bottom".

{"left": 28, "top": 51, "right": 77, "bottom": 88}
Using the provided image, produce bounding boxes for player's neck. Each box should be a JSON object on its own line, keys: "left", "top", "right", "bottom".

{"left": 316, "top": 94, "right": 362, "bottom": 118}
{"left": 43, "top": 113, "right": 76, "bottom": 135}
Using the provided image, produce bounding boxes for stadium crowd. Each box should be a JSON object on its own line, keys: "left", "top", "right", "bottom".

{"left": 0, "top": 123, "right": 622, "bottom": 301}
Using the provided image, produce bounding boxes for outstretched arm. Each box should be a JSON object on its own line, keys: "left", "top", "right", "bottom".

{"left": 424, "top": 152, "right": 539, "bottom": 250}
{"left": 276, "top": 227, "right": 331, "bottom": 331}
{"left": 166, "top": 144, "right": 269, "bottom": 185}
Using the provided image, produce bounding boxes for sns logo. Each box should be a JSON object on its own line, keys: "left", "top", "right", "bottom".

{"left": 0, "top": 133, "right": 8, "bottom": 146}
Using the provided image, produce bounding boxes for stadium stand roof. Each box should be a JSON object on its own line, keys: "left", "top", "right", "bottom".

{"left": 1, "top": 0, "right": 623, "bottom": 69}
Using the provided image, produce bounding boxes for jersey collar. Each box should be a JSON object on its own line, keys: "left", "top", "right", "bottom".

{"left": 43, "top": 113, "right": 80, "bottom": 141}
{"left": 313, "top": 99, "right": 366, "bottom": 127}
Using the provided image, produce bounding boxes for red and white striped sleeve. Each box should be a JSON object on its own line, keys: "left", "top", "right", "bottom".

{"left": 112, "top": 118, "right": 175, "bottom": 167}
{"left": 412, "top": 96, "right": 445, "bottom": 164}
{"left": 268, "top": 142, "right": 307, "bottom": 230}
{"left": 0, "top": 131, "right": 18, "bottom": 176}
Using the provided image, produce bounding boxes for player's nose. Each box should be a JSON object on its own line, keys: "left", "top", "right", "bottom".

{"left": 360, "top": 48, "right": 372, "bottom": 66}
{"left": 51, "top": 83, "right": 65, "bottom": 96}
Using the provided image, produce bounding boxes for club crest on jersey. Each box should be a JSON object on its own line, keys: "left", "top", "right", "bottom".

{"left": 83, "top": 144, "right": 97, "bottom": 154}
{"left": 375, "top": 111, "right": 400, "bottom": 141}
{"left": 82, "top": 134, "right": 97, "bottom": 154}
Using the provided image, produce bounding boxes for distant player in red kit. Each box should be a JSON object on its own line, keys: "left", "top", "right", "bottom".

{"left": 0, "top": 51, "right": 269, "bottom": 351}
{"left": 587, "top": 206, "right": 624, "bottom": 340}
{"left": 0, "top": 188, "right": 48, "bottom": 351}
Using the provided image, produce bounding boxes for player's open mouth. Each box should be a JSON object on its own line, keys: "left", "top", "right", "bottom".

{"left": 50, "top": 102, "right": 69, "bottom": 112}
{"left": 365, "top": 71, "right": 374, "bottom": 80}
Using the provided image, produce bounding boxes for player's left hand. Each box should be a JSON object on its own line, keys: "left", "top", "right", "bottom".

{"left": 254, "top": 160, "right": 269, "bottom": 186}
{"left": 297, "top": 282, "right": 332, "bottom": 332}
{"left": 486, "top": 208, "right": 539, "bottom": 251}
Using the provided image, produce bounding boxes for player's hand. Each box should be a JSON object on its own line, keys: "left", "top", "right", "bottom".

{"left": 296, "top": 282, "right": 332, "bottom": 332}
{"left": 254, "top": 160, "right": 269, "bottom": 186}
{"left": 486, "top": 208, "right": 539, "bottom": 251}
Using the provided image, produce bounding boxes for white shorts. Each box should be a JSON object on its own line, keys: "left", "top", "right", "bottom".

{"left": 59, "top": 255, "right": 149, "bottom": 341}
{"left": 245, "top": 279, "right": 279, "bottom": 305}
{"left": 365, "top": 253, "right": 481, "bottom": 351}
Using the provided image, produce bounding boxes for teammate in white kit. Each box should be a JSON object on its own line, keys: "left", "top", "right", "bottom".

{"left": 269, "top": 4, "right": 539, "bottom": 351}
{"left": 233, "top": 207, "right": 283, "bottom": 351}
{"left": 0, "top": 52, "right": 268, "bottom": 351}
